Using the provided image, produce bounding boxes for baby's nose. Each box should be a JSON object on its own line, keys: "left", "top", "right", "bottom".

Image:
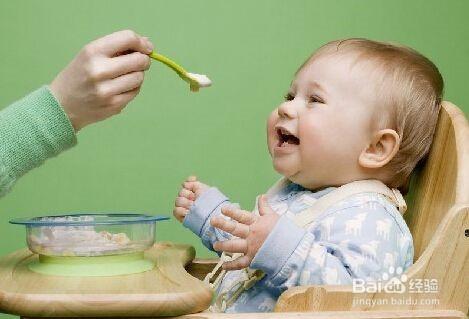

{"left": 278, "top": 101, "right": 297, "bottom": 119}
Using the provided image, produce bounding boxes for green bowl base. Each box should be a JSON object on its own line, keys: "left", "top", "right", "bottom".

{"left": 28, "top": 252, "right": 154, "bottom": 277}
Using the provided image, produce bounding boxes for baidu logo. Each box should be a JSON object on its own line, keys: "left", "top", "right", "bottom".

{"left": 353, "top": 267, "right": 408, "bottom": 294}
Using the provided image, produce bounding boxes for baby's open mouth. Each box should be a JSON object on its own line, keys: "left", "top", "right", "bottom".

{"left": 276, "top": 128, "right": 300, "bottom": 147}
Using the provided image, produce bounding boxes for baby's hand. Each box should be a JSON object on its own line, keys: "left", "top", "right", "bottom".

{"left": 173, "top": 176, "right": 210, "bottom": 223}
{"left": 211, "top": 195, "right": 280, "bottom": 270}
{"left": 50, "top": 30, "right": 154, "bottom": 131}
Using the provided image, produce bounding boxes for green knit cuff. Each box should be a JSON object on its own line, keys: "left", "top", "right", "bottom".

{"left": 0, "top": 86, "right": 77, "bottom": 181}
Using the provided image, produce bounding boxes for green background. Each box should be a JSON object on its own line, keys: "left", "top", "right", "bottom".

{"left": 0, "top": 0, "right": 468, "bottom": 317}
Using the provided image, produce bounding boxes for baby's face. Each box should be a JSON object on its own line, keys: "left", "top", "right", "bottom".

{"left": 267, "top": 53, "right": 379, "bottom": 190}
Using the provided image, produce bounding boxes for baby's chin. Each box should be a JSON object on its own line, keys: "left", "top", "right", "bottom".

{"left": 272, "top": 158, "right": 300, "bottom": 180}
{"left": 272, "top": 159, "right": 318, "bottom": 189}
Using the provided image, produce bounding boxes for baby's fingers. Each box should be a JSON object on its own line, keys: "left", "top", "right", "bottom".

{"left": 173, "top": 207, "right": 188, "bottom": 222}
{"left": 213, "top": 238, "right": 247, "bottom": 254}
{"left": 178, "top": 188, "right": 195, "bottom": 200}
{"left": 186, "top": 175, "right": 197, "bottom": 182}
{"left": 222, "top": 255, "right": 251, "bottom": 270}
{"left": 211, "top": 216, "right": 249, "bottom": 238}
{"left": 182, "top": 181, "right": 197, "bottom": 192}
{"left": 221, "top": 206, "right": 255, "bottom": 225}
{"left": 175, "top": 196, "right": 193, "bottom": 209}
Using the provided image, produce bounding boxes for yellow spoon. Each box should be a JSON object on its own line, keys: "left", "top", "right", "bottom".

{"left": 149, "top": 51, "right": 212, "bottom": 92}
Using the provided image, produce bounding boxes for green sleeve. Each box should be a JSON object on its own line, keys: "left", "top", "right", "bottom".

{"left": 0, "top": 86, "right": 77, "bottom": 197}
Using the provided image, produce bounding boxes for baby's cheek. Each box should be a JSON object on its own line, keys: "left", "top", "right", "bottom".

{"left": 299, "top": 120, "right": 327, "bottom": 149}
{"left": 266, "top": 111, "right": 277, "bottom": 131}
{"left": 299, "top": 122, "right": 334, "bottom": 166}
{"left": 266, "top": 112, "right": 278, "bottom": 150}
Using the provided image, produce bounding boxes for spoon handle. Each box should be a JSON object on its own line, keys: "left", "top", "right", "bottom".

{"left": 149, "top": 51, "right": 188, "bottom": 78}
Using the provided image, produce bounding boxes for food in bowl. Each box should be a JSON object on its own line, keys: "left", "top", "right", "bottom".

{"left": 10, "top": 213, "right": 169, "bottom": 257}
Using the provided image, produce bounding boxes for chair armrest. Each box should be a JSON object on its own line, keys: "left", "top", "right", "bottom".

{"left": 275, "top": 284, "right": 354, "bottom": 312}
{"left": 170, "top": 309, "right": 467, "bottom": 319}
{"left": 185, "top": 258, "right": 219, "bottom": 280}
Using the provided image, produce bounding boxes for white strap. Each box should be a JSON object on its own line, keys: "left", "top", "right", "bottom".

{"left": 204, "top": 252, "right": 233, "bottom": 288}
{"left": 207, "top": 258, "right": 265, "bottom": 313}
{"left": 292, "top": 179, "right": 407, "bottom": 228}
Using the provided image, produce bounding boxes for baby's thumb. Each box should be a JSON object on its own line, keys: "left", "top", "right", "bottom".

{"left": 187, "top": 175, "right": 197, "bottom": 182}
{"left": 258, "top": 195, "right": 273, "bottom": 216}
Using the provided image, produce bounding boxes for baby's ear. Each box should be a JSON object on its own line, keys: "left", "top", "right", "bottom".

{"left": 358, "top": 129, "right": 400, "bottom": 169}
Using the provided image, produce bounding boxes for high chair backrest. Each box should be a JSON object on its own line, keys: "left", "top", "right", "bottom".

{"left": 404, "top": 101, "right": 469, "bottom": 260}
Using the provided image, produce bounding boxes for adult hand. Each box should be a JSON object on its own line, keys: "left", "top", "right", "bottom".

{"left": 50, "top": 29, "right": 154, "bottom": 131}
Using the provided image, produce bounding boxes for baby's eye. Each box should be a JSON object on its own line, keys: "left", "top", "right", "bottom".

{"left": 284, "top": 93, "right": 295, "bottom": 101}
{"left": 309, "top": 95, "right": 323, "bottom": 104}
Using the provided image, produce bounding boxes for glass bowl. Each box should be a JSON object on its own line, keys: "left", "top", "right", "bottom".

{"left": 10, "top": 213, "right": 169, "bottom": 257}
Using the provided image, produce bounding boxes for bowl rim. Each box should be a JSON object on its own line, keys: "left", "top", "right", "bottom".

{"left": 9, "top": 213, "right": 170, "bottom": 226}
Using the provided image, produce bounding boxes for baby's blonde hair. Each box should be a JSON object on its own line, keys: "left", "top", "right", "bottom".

{"left": 301, "top": 38, "right": 444, "bottom": 193}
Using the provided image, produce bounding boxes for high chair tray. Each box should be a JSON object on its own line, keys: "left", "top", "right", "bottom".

{"left": 0, "top": 242, "right": 212, "bottom": 317}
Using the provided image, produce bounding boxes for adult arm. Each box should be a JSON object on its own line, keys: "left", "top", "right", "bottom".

{"left": 0, "top": 86, "right": 76, "bottom": 197}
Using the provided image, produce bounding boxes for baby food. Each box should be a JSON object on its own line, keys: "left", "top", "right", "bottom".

{"left": 28, "top": 216, "right": 143, "bottom": 256}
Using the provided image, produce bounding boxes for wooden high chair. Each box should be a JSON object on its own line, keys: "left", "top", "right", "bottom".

{"left": 184, "top": 101, "right": 469, "bottom": 319}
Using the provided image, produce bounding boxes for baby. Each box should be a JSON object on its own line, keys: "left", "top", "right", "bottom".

{"left": 173, "top": 38, "right": 443, "bottom": 313}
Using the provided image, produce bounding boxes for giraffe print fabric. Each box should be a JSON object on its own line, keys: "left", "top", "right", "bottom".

{"left": 183, "top": 182, "right": 414, "bottom": 313}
